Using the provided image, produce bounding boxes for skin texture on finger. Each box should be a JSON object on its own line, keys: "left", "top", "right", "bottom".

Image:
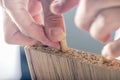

{"left": 29, "top": 0, "right": 42, "bottom": 24}
{"left": 75, "top": 0, "right": 120, "bottom": 31}
{"left": 102, "top": 39, "right": 120, "bottom": 59}
{"left": 41, "top": 0, "right": 66, "bottom": 42}
{"left": 32, "top": 14, "right": 42, "bottom": 24}
{"left": 28, "top": 0, "right": 41, "bottom": 16}
{"left": 90, "top": 8, "right": 120, "bottom": 42}
{"left": 3, "top": 0, "right": 59, "bottom": 47}
{"left": 75, "top": 0, "right": 95, "bottom": 31}
{"left": 3, "top": 11, "right": 39, "bottom": 46}
{"left": 3, "top": 0, "right": 39, "bottom": 35}
{"left": 50, "top": 0, "right": 79, "bottom": 14}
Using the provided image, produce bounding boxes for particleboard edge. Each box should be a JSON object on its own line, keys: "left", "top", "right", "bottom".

{"left": 25, "top": 46, "right": 120, "bottom": 80}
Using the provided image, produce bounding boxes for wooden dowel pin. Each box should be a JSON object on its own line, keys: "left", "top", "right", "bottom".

{"left": 59, "top": 39, "right": 68, "bottom": 52}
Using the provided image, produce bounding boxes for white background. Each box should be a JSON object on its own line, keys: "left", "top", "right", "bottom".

{"left": 0, "top": 8, "right": 21, "bottom": 79}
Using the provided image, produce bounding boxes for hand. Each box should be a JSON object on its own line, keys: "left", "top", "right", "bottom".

{"left": 50, "top": 0, "right": 120, "bottom": 59}
{"left": 1, "top": 0, "right": 65, "bottom": 48}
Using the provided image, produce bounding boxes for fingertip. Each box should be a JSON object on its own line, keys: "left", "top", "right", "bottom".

{"left": 41, "top": 38, "right": 60, "bottom": 49}
{"left": 74, "top": 15, "right": 90, "bottom": 31}
{"left": 50, "top": 0, "right": 62, "bottom": 14}
{"left": 51, "top": 0, "right": 79, "bottom": 15}
{"left": 102, "top": 42, "right": 119, "bottom": 60}
{"left": 48, "top": 42, "right": 60, "bottom": 49}
{"left": 102, "top": 51, "right": 114, "bottom": 60}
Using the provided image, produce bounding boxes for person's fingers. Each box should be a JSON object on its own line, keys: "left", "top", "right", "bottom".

{"left": 28, "top": 0, "right": 41, "bottom": 16}
{"left": 5, "top": 28, "right": 41, "bottom": 46}
{"left": 41, "top": 0, "right": 66, "bottom": 42}
{"left": 90, "top": 8, "right": 120, "bottom": 42}
{"left": 32, "top": 13, "right": 42, "bottom": 25}
{"left": 3, "top": 11, "right": 40, "bottom": 46}
{"left": 3, "top": 0, "right": 59, "bottom": 47}
{"left": 75, "top": 0, "right": 120, "bottom": 31}
{"left": 102, "top": 39, "right": 120, "bottom": 59}
{"left": 50, "top": 0, "right": 79, "bottom": 14}
{"left": 28, "top": 0, "right": 42, "bottom": 24}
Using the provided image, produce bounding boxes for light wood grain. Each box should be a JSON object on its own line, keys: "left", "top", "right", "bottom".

{"left": 59, "top": 39, "right": 68, "bottom": 52}
{"left": 25, "top": 46, "right": 120, "bottom": 80}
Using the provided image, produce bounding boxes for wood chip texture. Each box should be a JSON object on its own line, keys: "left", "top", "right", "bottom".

{"left": 25, "top": 46, "right": 120, "bottom": 80}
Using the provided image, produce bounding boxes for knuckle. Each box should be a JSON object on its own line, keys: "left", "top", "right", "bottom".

{"left": 90, "top": 15, "right": 108, "bottom": 41}
{"left": 90, "top": 26, "right": 101, "bottom": 40}
{"left": 75, "top": 17, "right": 81, "bottom": 28}
{"left": 45, "top": 14, "right": 63, "bottom": 27}
{"left": 90, "top": 31, "right": 99, "bottom": 40}
{"left": 74, "top": 17, "right": 89, "bottom": 31}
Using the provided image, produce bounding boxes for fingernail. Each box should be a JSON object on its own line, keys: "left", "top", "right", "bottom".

{"left": 51, "top": 28, "right": 65, "bottom": 41}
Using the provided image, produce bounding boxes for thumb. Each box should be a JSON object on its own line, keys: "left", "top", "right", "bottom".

{"left": 50, "top": 0, "right": 79, "bottom": 14}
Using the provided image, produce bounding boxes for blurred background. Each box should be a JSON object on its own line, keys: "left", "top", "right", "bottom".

{"left": 0, "top": 6, "right": 115, "bottom": 79}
